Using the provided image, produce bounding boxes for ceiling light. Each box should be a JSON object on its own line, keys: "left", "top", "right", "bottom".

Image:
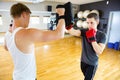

{"left": 17, "top": 0, "right": 45, "bottom": 3}
{"left": 106, "top": 0, "right": 109, "bottom": 5}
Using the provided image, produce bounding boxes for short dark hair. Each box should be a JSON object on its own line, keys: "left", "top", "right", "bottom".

{"left": 10, "top": 3, "right": 31, "bottom": 18}
{"left": 87, "top": 13, "right": 99, "bottom": 21}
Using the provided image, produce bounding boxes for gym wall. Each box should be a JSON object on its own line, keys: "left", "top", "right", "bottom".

{"left": 79, "top": 0, "right": 120, "bottom": 33}
{"left": 0, "top": 1, "right": 58, "bottom": 32}
{"left": 79, "top": 0, "right": 120, "bottom": 18}
{"left": 0, "top": 1, "right": 79, "bottom": 32}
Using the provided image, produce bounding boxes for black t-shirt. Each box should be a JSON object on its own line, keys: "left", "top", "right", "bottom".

{"left": 80, "top": 29, "right": 106, "bottom": 66}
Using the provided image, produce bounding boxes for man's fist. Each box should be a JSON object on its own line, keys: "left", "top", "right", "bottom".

{"left": 56, "top": 2, "right": 74, "bottom": 30}
{"left": 56, "top": 8, "right": 65, "bottom": 16}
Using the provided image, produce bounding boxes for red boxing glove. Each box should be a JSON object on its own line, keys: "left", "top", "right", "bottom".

{"left": 86, "top": 29, "right": 96, "bottom": 42}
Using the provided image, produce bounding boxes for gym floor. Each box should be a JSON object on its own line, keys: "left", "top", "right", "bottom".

{"left": 0, "top": 33, "right": 120, "bottom": 80}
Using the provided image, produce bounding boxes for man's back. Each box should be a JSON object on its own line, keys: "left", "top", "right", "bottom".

{"left": 5, "top": 27, "right": 36, "bottom": 80}
{"left": 4, "top": 3, "right": 65, "bottom": 80}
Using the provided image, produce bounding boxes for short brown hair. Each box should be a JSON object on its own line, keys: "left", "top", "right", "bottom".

{"left": 87, "top": 13, "right": 99, "bottom": 21}
{"left": 10, "top": 3, "right": 31, "bottom": 18}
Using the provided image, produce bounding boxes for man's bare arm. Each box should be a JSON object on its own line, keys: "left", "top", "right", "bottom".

{"left": 67, "top": 28, "right": 81, "bottom": 37}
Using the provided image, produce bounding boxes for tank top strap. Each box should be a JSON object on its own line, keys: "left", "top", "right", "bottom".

{"left": 12, "top": 27, "right": 23, "bottom": 36}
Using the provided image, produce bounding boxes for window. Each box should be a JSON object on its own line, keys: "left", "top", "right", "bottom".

{"left": 43, "top": 16, "right": 50, "bottom": 23}
{"left": 0, "top": 15, "right": 3, "bottom": 25}
{"left": 30, "top": 16, "right": 40, "bottom": 24}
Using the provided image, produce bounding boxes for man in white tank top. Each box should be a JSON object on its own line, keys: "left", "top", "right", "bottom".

{"left": 4, "top": 3, "right": 65, "bottom": 80}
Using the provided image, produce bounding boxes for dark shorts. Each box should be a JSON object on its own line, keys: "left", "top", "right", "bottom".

{"left": 81, "top": 62, "right": 98, "bottom": 80}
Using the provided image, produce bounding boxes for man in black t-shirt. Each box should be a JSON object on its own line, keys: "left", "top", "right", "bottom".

{"left": 68, "top": 13, "right": 106, "bottom": 80}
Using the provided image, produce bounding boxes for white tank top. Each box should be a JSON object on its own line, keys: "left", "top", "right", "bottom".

{"left": 5, "top": 27, "right": 36, "bottom": 80}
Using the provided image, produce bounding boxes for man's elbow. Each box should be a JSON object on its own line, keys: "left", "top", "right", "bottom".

{"left": 57, "top": 34, "right": 64, "bottom": 39}
{"left": 53, "top": 33, "right": 64, "bottom": 40}
{"left": 96, "top": 49, "right": 103, "bottom": 55}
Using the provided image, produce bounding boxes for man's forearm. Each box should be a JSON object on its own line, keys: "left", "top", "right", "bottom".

{"left": 55, "top": 19, "right": 65, "bottom": 38}
{"left": 91, "top": 41, "right": 105, "bottom": 55}
{"left": 68, "top": 28, "right": 81, "bottom": 37}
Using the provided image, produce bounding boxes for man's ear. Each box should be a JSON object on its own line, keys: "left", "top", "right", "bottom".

{"left": 21, "top": 12, "right": 26, "bottom": 18}
{"left": 97, "top": 20, "right": 99, "bottom": 25}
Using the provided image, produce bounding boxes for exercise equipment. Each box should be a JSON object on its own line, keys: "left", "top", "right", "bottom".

{"left": 83, "top": 10, "right": 90, "bottom": 18}
{"left": 56, "top": 2, "right": 74, "bottom": 30}
{"left": 82, "top": 21, "right": 88, "bottom": 29}
{"left": 77, "top": 11, "right": 83, "bottom": 18}
{"left": 90, "top": 10, "right": 99, "bottom": 16}
{"left": 76, "top": 20, "right": 83, "bottom": 28}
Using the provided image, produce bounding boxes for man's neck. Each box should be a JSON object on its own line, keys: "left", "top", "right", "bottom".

{"left": 14, "top": 18, "right": 25, "bottom": 28}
